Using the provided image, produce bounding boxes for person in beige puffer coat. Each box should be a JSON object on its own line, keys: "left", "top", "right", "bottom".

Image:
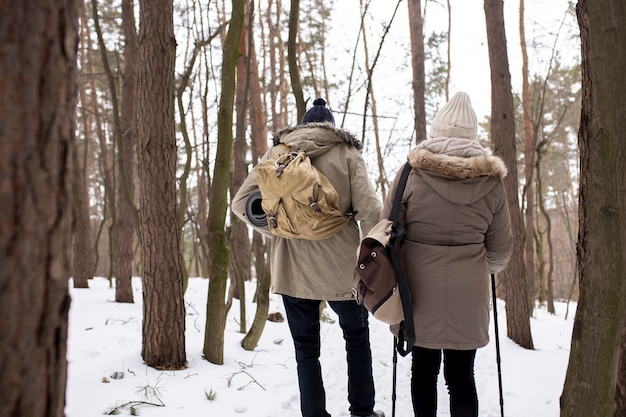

{"left": 232, "top": 99, "right": 384, "bottom": 417}
{"left": 381, "top": 92, "right": 513, "bottom": 417}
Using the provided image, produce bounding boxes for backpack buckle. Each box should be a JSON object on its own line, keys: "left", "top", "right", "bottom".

{"left": 268, "top": 210, "right": 278, "bottom": 228}
{"left": 308, "top": 197, "right": 322, "bottom": 212}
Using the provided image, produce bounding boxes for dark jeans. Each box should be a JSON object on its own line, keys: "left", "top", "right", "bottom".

{"left": 282, "top": 295, "right": 376, "bottom": 417}
{"left": 411, "top": 346, "right": 478, "bottom": 417}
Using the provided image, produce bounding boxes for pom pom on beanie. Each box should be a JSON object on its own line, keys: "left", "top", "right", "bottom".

{"left": 301, "top": 98, "right": 335, "bottom": 125}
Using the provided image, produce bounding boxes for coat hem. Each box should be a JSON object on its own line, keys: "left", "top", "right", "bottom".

{"left": 412, "top": 338, "right": 489, "bottom": 351}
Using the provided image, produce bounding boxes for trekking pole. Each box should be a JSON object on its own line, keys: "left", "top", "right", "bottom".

{"left": 491, "top": 273, "right": 504, "bottom": 417}
{"left": 392, "top": 336, "right": 398, "bottom": 417}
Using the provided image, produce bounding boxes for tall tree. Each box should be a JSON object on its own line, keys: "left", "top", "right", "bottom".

{"left": 0, "top": 0, "right": 78, "bottom": 415}
{"left": 560, "top": 0, "right": 626, "bottom": 415}
{"left": 72, "top": 1, "right": 96, "bottom": 289}
{"left": 535, "top": 138, "right": 556, "bottom": 313}
{"left": 72, "top": 125, "right": 95, "bottom": 289}
{"left": 137, "top": 0, "right": 187, "bottom": 369}
{"left": 519, "top": 0, "right": 537, "bottom": 309}
{"left": 203, "top": 0, "right": 245, "bottom": 365}
{"left": 408, "top": 0, "right": 427, "bottom": 143}
{"left": 114, "top": 0, "right": 140, "bottom": 303}
{"left": 288, "top": 0, "right": 306, "bottom": 121}
{"left": 241, "top": 17, "right": 272, "bottom": 351}
{"left": 91, "top": 0, "right": 126, "bottom": 283}
{"left": 231, "top": 0, "right": 253, "bottom": 332}
{"left": 73, "top": 4, "right": 96, "bottom": 288}
{"left": 484, "top": 0, "right": 534, "bottom": 349}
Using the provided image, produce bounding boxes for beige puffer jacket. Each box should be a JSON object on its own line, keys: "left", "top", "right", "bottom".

{"left": 232, "top": 123, "right": 381, "bottom": 301}
{"left": 383, "top": 137, "right": 513, "bottom": 350}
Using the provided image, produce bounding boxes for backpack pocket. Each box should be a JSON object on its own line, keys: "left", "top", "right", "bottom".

{"left": 289, "top": 183, "right": 349, "bottom": 238}
{"left": 260, "top": 196, "right": 299, "bottom": 239}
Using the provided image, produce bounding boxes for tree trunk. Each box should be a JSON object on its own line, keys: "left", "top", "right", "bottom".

{"left": 84, "top": 18, "right": 111, "bottom": 277}
{"left": 0, "top": 1, "right": 78, "bottom": 415}
{"left": 203, "top": 0, "right": 245, "bottom": 365}
{"left": 115, "top": 0, "right": 139, "bottom": 303}
{"left": 92, "top": 0, "right": 128, "bottom": 285}
{"left": 535, "top": 149, "right": 556, "bottom": 313}
{"left": 230, "top": 2, "right": 253, "bottom": 290}
{"left": 137, "top": 0, "right": 186, "bottom": 370}
{"left": 519, "top": 0, "right": 537, "bottom": 310}
{"left": 408, "top": 0, "right": 427, "bottom": 143}
{"left": 245, "top": 26, "right": 272, "bottom": 347}
{"left": 484, "top": 0, "right": 534, "bottom": 349}
{"left": 560, "top": 0, "right": 626, "bottom": 415}
{"left": 231, "top": 3, "right": 253, "bottom": 331}
{"left": 72, "top": 134, "right": 94, "bottom": 288}
{"left": 278, "top": 2, "right": 289, "bottom": 126}
{"left": 266, "top": 0, "right": 280, "bottom": 130}
{"left": 91, "top": 58, "right": 115, "bottom": 280}
{"left": 248, "top": 28, "right": 269, "bottom": 159}
{"left": 73, "top": 2, "right": 97, "bottom": 289}
{"left": 242, "top": 258, "right": 271, "bottom": 350}
{"left": 288, "top": 0, "right": 305, "bottom": 121}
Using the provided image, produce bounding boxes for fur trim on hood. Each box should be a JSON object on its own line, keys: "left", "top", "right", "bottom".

{"left": 272, "top": 122, "right": 362, "bottom": 150}
{"left": 408, "top": 137, "right": 507, "bottom": 179}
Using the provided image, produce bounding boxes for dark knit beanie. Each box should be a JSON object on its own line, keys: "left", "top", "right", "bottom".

{"left": 301, "top": 98, "right": 335, "bottom": 125}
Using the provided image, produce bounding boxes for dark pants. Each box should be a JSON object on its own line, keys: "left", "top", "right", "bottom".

{"left": 411, "top": 346, "right": 478, "bottom": 417}
{"left": 282, "top": 295, "right": 376, "bottom": 417}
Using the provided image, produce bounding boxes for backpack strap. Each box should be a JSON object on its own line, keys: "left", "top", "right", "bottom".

{"left": 387, "top": 163, "right": 416, "bottom": 357}
{"left": 389, "top": 163, "right": 411, "bottom": 224}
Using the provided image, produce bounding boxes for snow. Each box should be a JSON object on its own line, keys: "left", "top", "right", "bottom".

{"left": 66, "top": 277, "right": 574, "bottom": 417}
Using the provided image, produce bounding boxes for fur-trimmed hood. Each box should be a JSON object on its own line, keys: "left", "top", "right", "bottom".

{"left": 272, "top": 122, "right": 362, "bottom": 158}
{"left": 407, "top": 137, "right": 508, "bottom": 205}
{"left": 408, "top": 137, "right": 507, "bottom": 179}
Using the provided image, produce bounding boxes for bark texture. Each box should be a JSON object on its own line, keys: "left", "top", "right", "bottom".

{"left": 0, "top": 1, "right": 78, "bottom": 415}
{"left": 203, "top": 0, "right": 245, "bottom": 365}
{"left": 137, "top": 0, "right": 187, "bottom": 369}
{"left": 408, "top": 0, "right": 427, "bottom": 143}
{"left": 114, "top": 0, "right": 139, "bottom": 303}
{"left": 560, "top": 0, "right": 626, "bottom": 415}
{"left": 484, "top": 0, "right": 534, "bottom": 349}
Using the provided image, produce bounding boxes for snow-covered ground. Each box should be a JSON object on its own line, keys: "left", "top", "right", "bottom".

{"left": 66, "top": 277, "right": 574, "bottom": 417}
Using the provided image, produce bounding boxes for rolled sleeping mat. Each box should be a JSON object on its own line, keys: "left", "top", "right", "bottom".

{"left": 245, "top": 190, "right": 268, "bottom": 229}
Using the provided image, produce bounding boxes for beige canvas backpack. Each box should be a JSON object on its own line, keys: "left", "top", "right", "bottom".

{"left": 254, "top": 144, "right": 352, "bottom": 240}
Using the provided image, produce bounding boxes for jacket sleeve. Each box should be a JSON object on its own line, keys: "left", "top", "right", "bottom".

{"left": 484, "top": 179, "right": 513, "bottom": 273}
{"left": 348, "top": 151, "right": 382, "bottom": 236}
{"left": 231, "top": 151, "right": 275, "bottom": 238}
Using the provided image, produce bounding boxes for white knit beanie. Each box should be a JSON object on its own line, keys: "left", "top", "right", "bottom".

{"left": 429, "top": 92, "right": 478, "bottom": 140}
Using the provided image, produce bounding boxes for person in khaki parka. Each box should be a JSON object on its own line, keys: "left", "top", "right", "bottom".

{"left": 232, "top": 99, "right": 384, "bottom": 417}
{"left": 382, "top": 92, "right": 513, "bottom": 417}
